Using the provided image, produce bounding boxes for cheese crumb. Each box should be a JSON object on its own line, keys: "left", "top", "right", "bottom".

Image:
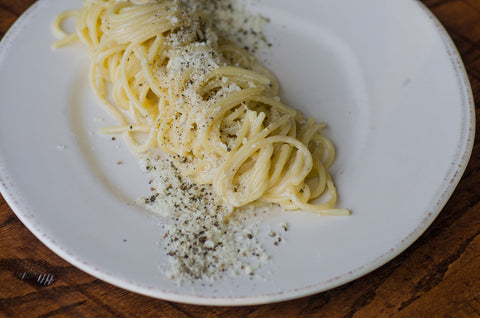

{"left": 181, "top": 0, "right": 271, "bottom": 53}
{"left": 137, "top": 155, "right": 269, "bottom": 283}
{"left": 129, "top": 0, "right": 274, "bottom": 283}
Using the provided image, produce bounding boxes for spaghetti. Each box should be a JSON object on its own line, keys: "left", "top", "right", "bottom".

{"left": 52, "top": 0, "right": 348, "bottom": 215}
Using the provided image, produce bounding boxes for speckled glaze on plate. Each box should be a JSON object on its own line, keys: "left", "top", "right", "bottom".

{"left": 0, "top": 0, "right": 474, "bottom": 305}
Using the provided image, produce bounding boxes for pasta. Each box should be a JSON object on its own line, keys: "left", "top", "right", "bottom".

{"left": 52, "top": 0, "right": 349, "bottom": 215}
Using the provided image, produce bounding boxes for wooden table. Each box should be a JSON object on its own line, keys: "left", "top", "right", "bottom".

{"left": 1, "top": 0, "right": 480, "bottom": 317}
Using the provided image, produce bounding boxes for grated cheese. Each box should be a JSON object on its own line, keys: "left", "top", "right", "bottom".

{"left": 131, "top": 0, "right": 277, "bottom": 283}
{"left": 181, "top": 0, "right": 271, "bottom": 53}
{"left": 137, "top": 155, "right": 270, "bottom": 283}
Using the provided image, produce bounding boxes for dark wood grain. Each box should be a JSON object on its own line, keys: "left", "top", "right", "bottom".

{"left": 1, "top": 0, "right": 480, "bottom": 317}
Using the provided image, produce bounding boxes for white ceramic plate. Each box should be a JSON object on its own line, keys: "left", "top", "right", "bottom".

{"left": 0, "top": 0, "right": 474, "bottom": 306}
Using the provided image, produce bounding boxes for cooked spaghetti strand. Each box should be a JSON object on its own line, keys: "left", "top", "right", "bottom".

{"left": 52, "top": 0, "right": 348, "bottom": 215}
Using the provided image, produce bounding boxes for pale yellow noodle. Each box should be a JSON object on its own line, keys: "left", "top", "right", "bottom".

{"left": 52, "top": 0, "right": 349, "bottom": 215}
